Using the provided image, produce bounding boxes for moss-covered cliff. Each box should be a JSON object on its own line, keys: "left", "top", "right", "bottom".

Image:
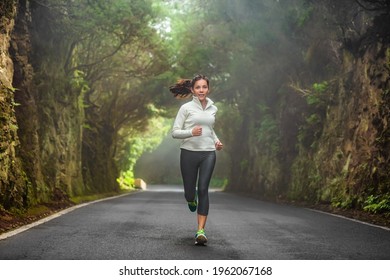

{"left": 287, "top": 8, "right": 390, "bottom": 214}
{"left": 10, "top": 0, "right": 85, "bottom": 206}
{"left": 222, "top": 1, "right": 390, "bottom": 216}
{"left": 290, "top": 41, "right": 390, "bottom": 207}
{"left": 1, "top": 0, "right": 103, "bottom": 211}
{"left": 1, "top": 0, "right": 169, "bottom": 213}
{"left": 0, "top": 0, "right": 28, "bottom": 210}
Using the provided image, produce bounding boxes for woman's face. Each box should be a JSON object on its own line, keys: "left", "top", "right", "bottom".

{"left": 192, "top": 79, "right": 209, "bottom": 102}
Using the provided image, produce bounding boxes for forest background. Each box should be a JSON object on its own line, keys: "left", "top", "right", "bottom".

{"left": 1, "top": 0, "right": 389, "bottom": 230}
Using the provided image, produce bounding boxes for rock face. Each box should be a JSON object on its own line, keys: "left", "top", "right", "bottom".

{"left": 1, "top": 1, "right": 85, "bottom": 210}
{"left": 1, "top": 1, "right": 137, "bottom": 211}
{"left": 286, "top": 10, "right": 390, "bottom": 207}
{"left": 0, "top": 2, "right": 27, "bottom": 209}
{"left": 289, "top": 41, "right": 390, "bottom": 206}
{"left": 224, "top": 4, "right": 390, "bottom": 211}
{"left": 11, "top": 1, "right": 85, "bottom": 202}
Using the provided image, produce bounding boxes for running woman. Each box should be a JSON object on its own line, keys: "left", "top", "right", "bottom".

{"left": 170, "top": 74, "right": 223, "bottom": 245}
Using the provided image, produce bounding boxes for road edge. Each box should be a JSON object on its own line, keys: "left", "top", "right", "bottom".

{"left": 0, "top": 191, "right": 140, "bottom": 241}
{"left": 306, "top": 208, "right": 390, "bottom": 231}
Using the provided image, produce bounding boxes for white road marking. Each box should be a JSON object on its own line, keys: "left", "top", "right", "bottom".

{"left": 0, "top": 192, "right": 137, "bottom": 240}
{"left": 307, "top": 208, "right": 390, "bottom": 231}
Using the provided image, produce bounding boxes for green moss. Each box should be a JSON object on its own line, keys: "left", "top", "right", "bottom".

{"left": 26, "top": 205, "right": 50, "bottom": 216}
{"left": 343, "top": 49, "right": 354, "bottom": 65}
{"left": 289, "top": 154, "right": 323, "bottom": 203}
{"left": 255, "top": 113, "right": 281, "bottom": 154}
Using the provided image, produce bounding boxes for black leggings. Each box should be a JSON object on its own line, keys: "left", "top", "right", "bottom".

{"left": 180, "top": 149, "right": 216, "bottom": 216}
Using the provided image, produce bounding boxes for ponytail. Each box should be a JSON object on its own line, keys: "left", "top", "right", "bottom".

{"left": 169, "top": 74, "right": 209, "bottom": 98}
{"left": 169, "top": 79, "right": 193, "bottom": 98}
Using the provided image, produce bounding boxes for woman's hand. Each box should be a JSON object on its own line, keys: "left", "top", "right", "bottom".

{"left": 215, "top": 140, "right": 223, "bottom": 151}
{"left": 192, "top": 125, "right": 202, "bottom": 136}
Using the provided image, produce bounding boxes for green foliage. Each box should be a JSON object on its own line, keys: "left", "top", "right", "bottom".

{"left": 363, "top": 195, "right": 390, "bottom": 214}
{"left": 117, "top": 117, "right": 171, "bottom": 189}
{"left": 214, "top": 101, "right": 243, "bottom": 146}
{"left": 306, "top": 113, "right": 321, "bottom": 125}
{"left": 331, "top": 195, "right": 359, "bottom": 209}
{"left": 296, "top": 6, "right": 313, "bottom": 27}
{"left": 60, "top": 0, "right": 173, "bottom": 194}
{"left": 117, "top": 170, "right": 135, "bottom": 189}
{"left": 285, "top": 3, "right": 313, "bottom": 29}
{"left": 71, "top": 70, "right": 89, "bottom": 96}
{"left": 312, "top": 81, "right": 328, "bottom": 93}
{"left": 296, "top": 81, "right": 330, "bottom": 148}
{"left": 210, "top": 178, "right": 229, "bottom": 189}
{"left": 307, "top": 81, "right": 329, "bottom": 107}
{"left": 255, "top": 104, "right": 280, "bottom": 154}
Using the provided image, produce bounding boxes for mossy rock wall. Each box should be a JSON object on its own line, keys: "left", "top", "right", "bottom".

{"left": 0, "top": 1, "right": 28, "bottom": 210}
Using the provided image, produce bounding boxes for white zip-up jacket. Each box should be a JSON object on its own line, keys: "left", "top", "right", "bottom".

{"left": 172, "top": 96, "right": 220, "bottom": 151}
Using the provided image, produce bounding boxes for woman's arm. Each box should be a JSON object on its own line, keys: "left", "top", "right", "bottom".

{"left": 172, "top": 106, "right": 193, "bottom": 139}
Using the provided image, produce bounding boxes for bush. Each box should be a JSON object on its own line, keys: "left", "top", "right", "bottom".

{"left": 363, "top": 195, "right": 390, "bottom": 214}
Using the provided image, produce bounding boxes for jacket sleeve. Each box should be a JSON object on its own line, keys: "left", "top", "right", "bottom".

{"left": 172, "top": 106, "right": 193, "bottom": 139}
{"left": 211, "top": 129, "right": 220, "bottom": 144}
{"left": 211, "top": 106, "right": 220, "bottom": 143}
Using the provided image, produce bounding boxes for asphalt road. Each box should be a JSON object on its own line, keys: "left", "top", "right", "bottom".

{"left": 0, "top": 185, "right": 389, "bottom": 260}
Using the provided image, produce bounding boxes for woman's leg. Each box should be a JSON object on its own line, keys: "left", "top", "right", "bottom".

{"left": 197, "top": 214, "right": 207, "bottom": 231}
{"left": 197, "top": 151, "right": 216, "bottom": 229}
{"left": 180, "top": 149, "right": 199, "bottom": 203}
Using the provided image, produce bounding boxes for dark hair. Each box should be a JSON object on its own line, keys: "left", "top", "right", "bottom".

{"left": 191, "top": 74, "right": 209, "bottom": 88}
{"left": 169, "top": 74, "right": 209, "bottom": 98}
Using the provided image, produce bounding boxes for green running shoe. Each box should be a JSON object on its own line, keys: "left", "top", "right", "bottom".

{"left": 188, "top": 200, "right": 197, "bottom": 212}
{"left": 187, "top": 193, "right": 197, "bottom": 212}
{"left": 195, "top": 229, "right": 207, "bottom": 245}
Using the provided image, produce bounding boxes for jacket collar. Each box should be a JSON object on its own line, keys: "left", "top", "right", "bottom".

{"left": 192, "top": 95, "right": 213, "bottom": 110}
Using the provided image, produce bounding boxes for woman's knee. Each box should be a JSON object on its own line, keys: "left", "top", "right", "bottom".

{"left": 197, "top": 187, "right": 208, "bottom": 198}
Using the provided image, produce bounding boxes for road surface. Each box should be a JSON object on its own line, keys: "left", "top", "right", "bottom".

{"left": 0, "top": 185, "right": 389, "bottom": 259}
